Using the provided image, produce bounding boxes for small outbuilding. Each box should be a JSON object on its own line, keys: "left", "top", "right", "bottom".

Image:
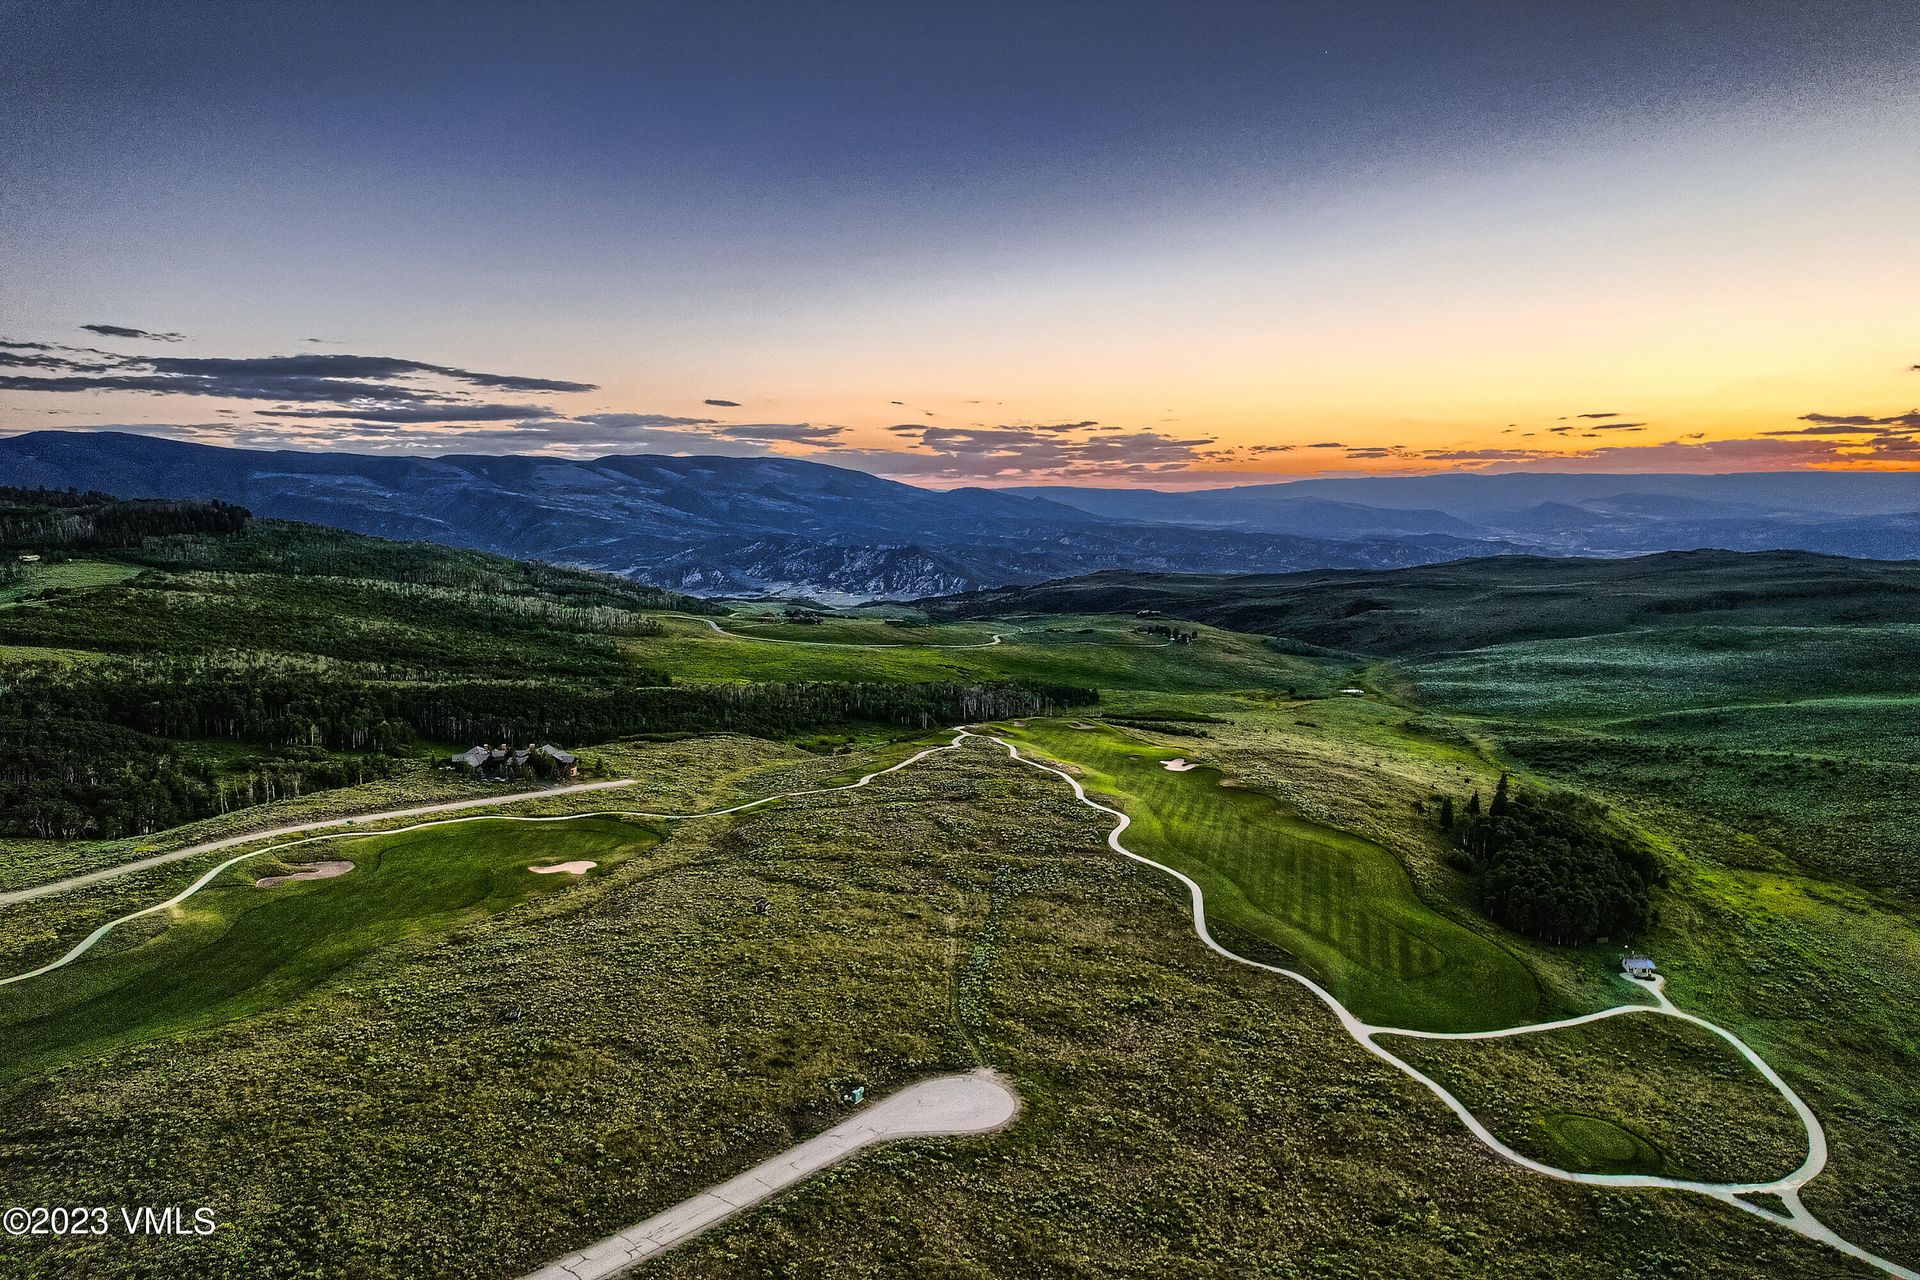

{"left": 1623, "top": 954, "right": 1657, "bottom": 980}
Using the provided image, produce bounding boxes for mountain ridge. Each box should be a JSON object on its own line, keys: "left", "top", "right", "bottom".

{"left": 0, "top": 431, "right": 1512, "bottom": 598}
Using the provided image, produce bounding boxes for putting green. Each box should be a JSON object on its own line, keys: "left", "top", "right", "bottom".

{"left": 997, "top": 722, "right": 1540, "bottom": 1031}
{"left": 1541, "top": 1112, "right": 1665, "bottom": 1175}
{"left": 0, "top": 815, "right": 658, "bottom": 1080}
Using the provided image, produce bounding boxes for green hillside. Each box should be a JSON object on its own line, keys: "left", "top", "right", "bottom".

{"left": 3, "top": 497, "right": 1916, "bottom": 1278}
{"left": 924, "top": 550, "right": 1920, "bottom": 655}
{"left": 0, "top": 489, "right": 1089, "bottom": 846}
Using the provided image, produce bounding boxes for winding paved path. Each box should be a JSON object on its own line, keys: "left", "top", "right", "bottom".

{"left": 985, "top": 731, "right": 1914, "bottom": 1280}
{"left": 3, "top": 727, "right": 1910, "bottom": 1276}
{"left": 522, "top": 1070, "right": 1019, "bottom": 1279}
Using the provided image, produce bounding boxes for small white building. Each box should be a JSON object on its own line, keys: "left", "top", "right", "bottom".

{"left": 1623, "top": 954, "right": 1657, "bottom": 980}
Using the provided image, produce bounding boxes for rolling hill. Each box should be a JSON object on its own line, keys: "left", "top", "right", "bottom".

{"left": 0, "top": 432, "right": 1509, "bottom": 598}
{"left": 920, "top": 549, "right": 1920, "bottom": 655}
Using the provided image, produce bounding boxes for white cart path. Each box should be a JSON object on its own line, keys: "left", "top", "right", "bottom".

{"left": 521, "top": 1071, "right": 1018, "bottom": 1280}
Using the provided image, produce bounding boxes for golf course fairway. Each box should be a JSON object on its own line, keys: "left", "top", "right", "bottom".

{"left": 996, "top": 721, "right": 1541, "bottom": 1031}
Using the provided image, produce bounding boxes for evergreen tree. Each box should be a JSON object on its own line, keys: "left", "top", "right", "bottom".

{"left": 1454, "top": 786, "right": 1662, "bottom": 946}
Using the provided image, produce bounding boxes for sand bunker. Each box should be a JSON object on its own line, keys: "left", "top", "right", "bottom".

{"left": 529, "top": 860, "right": 597, "bottom": 875}
{"left": 255, "top": 860, "right": 354, "bottom": 889}
{"left": 1161, "top": 758, "right": 1199, "bottom": 772}
{"left": 1070, "top": 721, "right": 1100, "bottom": 730}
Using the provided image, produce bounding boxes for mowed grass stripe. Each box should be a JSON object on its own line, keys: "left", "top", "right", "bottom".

{"left": 1000, "top": 721, "right": 1540, "bottom": 1031}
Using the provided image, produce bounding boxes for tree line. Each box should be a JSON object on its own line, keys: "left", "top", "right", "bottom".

{"left": 4, "top": 657, "right": 1093, "bottom": 750}
{"left": 1440, "top": 775, "right": 1662, "bottom": 946}
{"left": 0, "top": 718, "right": 399, "bottom": 840}
{"left": 0, "top": 657, "right": 1093, "bottom": 837}
{"left": 0, "top": 487, "right": 250, "bottom": 550}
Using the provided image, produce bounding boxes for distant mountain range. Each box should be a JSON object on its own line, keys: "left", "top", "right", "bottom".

{"left": 0, "top": 432, "right": 1507, "bottom": 598}
{"left": 7, "top": 431, "right": 1919, "bottom": 597}
{"left": 1007, "top": 473, "right": 1920, "bottom": 560}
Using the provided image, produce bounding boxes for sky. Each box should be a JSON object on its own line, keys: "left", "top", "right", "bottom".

{"left": 3, "top": 0, "right": 1917, "bottom": 486}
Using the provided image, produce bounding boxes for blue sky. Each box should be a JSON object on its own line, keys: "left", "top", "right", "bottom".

{"left": 4, "top": 1, "right": 1917, "bottom": 482}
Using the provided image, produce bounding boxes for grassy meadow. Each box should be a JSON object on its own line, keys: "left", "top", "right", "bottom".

{"left": 622, "top": 611, "right": 1327, "bottom": 692}
{"left": 0, "top": 556, "right": 142, "bottom": 605}
{"left": 1382, "top": 1013, "right": 1810, "bottom": 1182}
{"left": 1397, "top": 618, "right": 1920, "bottom": 1262}
{"left": 3, "top": 533, "right": 1917, "bottom": 1276}
{"left": 0, "top": 741, "right": 1870, "bottom": 1280}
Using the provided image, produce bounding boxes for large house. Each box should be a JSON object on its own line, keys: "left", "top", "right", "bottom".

{"left": 448, "top": 743, "right": 578, "bottom": 779}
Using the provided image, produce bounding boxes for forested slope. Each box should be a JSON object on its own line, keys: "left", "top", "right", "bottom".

{"left": 0, "top": 489, "right": 1089, "bottom": 838}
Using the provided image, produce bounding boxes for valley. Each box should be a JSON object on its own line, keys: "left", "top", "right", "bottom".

{"left": 0, "top": 493, "right": 1914, "bottom": 1277}
{"left": 7, "top": 9, "right": 1914, "bottom": 1276}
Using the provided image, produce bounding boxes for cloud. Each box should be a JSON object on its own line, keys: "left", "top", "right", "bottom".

{"left": 1415, "top": 448, "right": 1557, "bottom": 463}
{"left": 258, "top": 402, "right": 557, "bottom": 423}
{"left": 1789, "top": 410, "right": 1920, "bottom": 431}
{"left": 416, "top": 418, "right": 727, "bottom": 454}
{"left": 712, "top": 422, "right": 846, "bottom": 445}
{"left": 570, "top": 412, "right": 721, "bottom": 431}
{"left": 703, "top": 399, "right": 741, "bottom": 407}
{"left": 1765, "top": 422, "right": 1894, "bottom": 437}
{"left": 835, "top": 422, "right": 1217, "bottom": 482}
{"left": 149, "top": 353, "right": 596, "bottom": 394}
{"left": 0, "top": 342, "right": 598, "bottom": 403}
{"left": 1305, "top": 441, "right": 1345, "bottom": 449}
{"left": 0, "top": 338, "right": 123, "bottom": 374}
{"left": 1576, "top": 411, "right": 1619, "bottom": 419}
{"left": 1587, "top": 422, "right": 1647, "bottom": 431}
{"left": 0, "top": 351, "right": 115, "bottom": 373}
{"left": 1414, "top": 432, "right": 1920, "bottom": 473}
{"left": 80, "top": 323, "right": 184, "bottom": 342}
